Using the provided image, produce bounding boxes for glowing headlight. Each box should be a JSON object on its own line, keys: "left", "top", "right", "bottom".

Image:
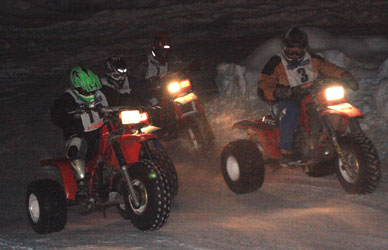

{"left": 325, "top": 86, "right": 344, "bottom": 101}
{"left": 168, "top": 82, "right": 181, "bottom": 93}
{"left": 168, "top": 79, "right": 192, "bottom": 94}
{"left": 120, "top": 110, "right": 140, "bottom": 124}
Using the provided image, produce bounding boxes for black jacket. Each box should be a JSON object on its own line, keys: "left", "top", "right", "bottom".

{"left": 100, "top": 76, "right": 142, "bottom": 107}
{"left": 50, "top": 92, "right": 86, "bottom": 140}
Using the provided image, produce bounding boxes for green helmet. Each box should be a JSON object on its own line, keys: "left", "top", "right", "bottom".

{"left": 69, "top": 66, "right": 102, "bottom": 103}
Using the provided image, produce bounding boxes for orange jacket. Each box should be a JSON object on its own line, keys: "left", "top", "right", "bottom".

{"left": 258, "top": 53, "right": 349, "bottom": 102}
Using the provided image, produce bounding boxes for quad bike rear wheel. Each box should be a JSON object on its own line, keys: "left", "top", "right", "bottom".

{"left": 26, "top": 179, "right": 67, "bottom": 234}
{"left": 117, "top": 159, "right": 171, "bottom": 231}
{"left": 221, "top": 139, "right": 265, "bottom": 194}
{"left": 336, "top": 133, "right": 381, "bottom": 194}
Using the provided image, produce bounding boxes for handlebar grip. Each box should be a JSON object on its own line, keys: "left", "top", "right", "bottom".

{"left": 68, "top": 109, "right": 83, "bottom": 115}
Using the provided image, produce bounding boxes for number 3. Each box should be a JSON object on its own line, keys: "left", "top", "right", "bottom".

{"left": 297, "top": 68, "right": 308, "bottom": 82}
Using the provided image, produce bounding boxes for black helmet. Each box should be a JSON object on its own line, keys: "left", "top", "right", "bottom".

{"left": 104, "top": 56, "right": 127, "bottom": 88}
{"left": 282, "top": 27, "right": 308, "bottom": 49}
{"left": 281, "top": 27, "right": 308, "bottom": 62}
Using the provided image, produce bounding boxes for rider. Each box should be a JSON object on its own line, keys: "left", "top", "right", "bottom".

{"left": 100, "top": 56, "right": 138, "bottom": 107}
{"left": 51, "top": 66, "right": 108, "bottom": 205}
{"left": 144, "top": 32, "right": 172, "bottom": 82}
{"left": 257, "top": 27, "right": 359, "bottom": 162}
{"left": 136, "top": 32, "right": 173, "bottom": 128}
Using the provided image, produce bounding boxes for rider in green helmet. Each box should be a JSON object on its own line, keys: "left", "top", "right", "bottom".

{"left": 51, "top": 66, "right": 108, "bottom": 213}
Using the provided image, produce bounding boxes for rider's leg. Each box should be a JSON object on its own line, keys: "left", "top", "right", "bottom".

{"left": 271, "top": 100, "right": 300, "bottom": 160}
{"left": 66, "top": 135, "right": 89, "bottom": 200}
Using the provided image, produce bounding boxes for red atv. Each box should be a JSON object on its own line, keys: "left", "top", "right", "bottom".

{"left": 221, "top": 77, "right": 382, "bottom": 194}
{"left": 26, "top": 106, "right": 178, "bottom": 234}
{"left": 145, "top": 73, "right": 215, "bottom": 154}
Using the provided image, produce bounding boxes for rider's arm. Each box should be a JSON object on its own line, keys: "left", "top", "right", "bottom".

{"left": 312, "top": 54, "right": 359, "bottom": 90}
{"left": 100, "top": 84, "right": 120, "bottom": 107}
{"left": 258, "top": 56, "right": 282, "bottom": 101}
{"left": 50, "top": 93, "right": 84, "bottom": 138}
{"left": 312, "top": 54, "right": 347, "bottom": 78}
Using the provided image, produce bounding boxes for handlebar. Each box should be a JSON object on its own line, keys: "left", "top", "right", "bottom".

{"left": 289, "top": 76, "right": 345, "bottom": 99}
{"left": 68, "top": 105, "right": 146, "bottom": 119}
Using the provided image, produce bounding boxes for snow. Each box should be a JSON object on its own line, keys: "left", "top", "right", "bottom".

{"left": 1, "top": 1, "right": 388, "bottom": 249}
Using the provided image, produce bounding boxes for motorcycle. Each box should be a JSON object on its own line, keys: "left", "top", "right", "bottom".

{"left": 144, "top": 72, "right": 215, "bottom": 154}
{"left": 26, "top": 105, "right": 178, "bottom": 234}
{"left": 221, "top": 77, "right": 382, "bottom": 194}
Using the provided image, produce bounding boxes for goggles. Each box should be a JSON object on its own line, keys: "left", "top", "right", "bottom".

{"left": 284, "top": 49, "right": 305, "bottom": 58}
{"left": 111, "top": 72, "right": 126, "bottom": 80}
{"left": 75, "top": 87, "right": 96, "bottom": 97}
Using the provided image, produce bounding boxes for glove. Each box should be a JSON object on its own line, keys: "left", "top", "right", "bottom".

{"left": 274, "top": 87, "right": 293, "bottom": 100}
{"left": 147, "top": 76, "right": 158, "bottom": 85}
{"left": 149, "top": 97, "right": 159, "bottom": 106}
{"left": 341, "top": 72, "right": 359, "bottom": 91}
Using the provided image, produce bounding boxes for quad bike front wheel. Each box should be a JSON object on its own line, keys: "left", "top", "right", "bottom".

{"left": 26, "top": 180, "right": 67, "bottom": 234}
{"left": 150, "top": 150, "right": 178, "bottom": 199}
{"left": 336, "top": 133, "right": 381, "bottom": 194}
{"left": 118, "top": 159, "right": 171, "bottom": 231}
{"left": 221, "top": 139, "right": 265, "bottom": 194}
{"left": 141, "top": 139, "right": 178, "bottom": 199}
{"left": 186, "top": 114, "right": 215, "bottom": 155}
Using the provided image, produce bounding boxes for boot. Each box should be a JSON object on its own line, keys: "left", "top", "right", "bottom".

{"left": 75, "top": 179, "right": 89, "bottom": 201}
{"left": 76, "top": 179, "right": 94, "bottom": 215}
{"left": 280, "top": 149, "right": 301, "bottom": 167}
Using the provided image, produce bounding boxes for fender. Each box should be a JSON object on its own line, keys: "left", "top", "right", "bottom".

{"left": 174, "top": 92, "right": 198, "bottom": 105}
{"left": 323, "top": 103, "right": 363, "bottom": 118}
{"left": 140, "top": 125, "right": 161, "bottom": 134}
{"left": 232, "top": 120, "right": 282, "bottom": 159}
{"left": 173, "top": 93, "right": 202, "bottom": 118}
{"left": 40, "top": 158, "right": 77, "bottom": 201}
{"left": 117, "top": 133, "right": 158, "bottom": 164}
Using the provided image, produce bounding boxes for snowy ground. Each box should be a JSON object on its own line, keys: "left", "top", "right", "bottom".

{"left": 1, "top": 1, "right": 388, "bottom": 249}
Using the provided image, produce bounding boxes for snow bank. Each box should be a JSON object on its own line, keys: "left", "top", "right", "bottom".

{"left": 215, "top": 63, "right": 259, "bottom": 99}
{"left": 377, "top": 58, "right": 388, "bottom": 82}
{"left": 375, "top": 58, "right": 388, "bottom": 120}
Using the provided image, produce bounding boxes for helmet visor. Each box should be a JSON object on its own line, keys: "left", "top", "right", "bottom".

{"left": 75, "top": 87, "right": 97, "bottom": 97}
{"left": 111, "top": 72, "right": 125, "bottom": 79}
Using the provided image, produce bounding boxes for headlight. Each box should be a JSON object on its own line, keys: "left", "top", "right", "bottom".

{"left": 168, "top": 82, "right": 181, "bottom": 93}
{"left": 120, "top": 110, "right": 140, "bottom": 124}
{"left": 168, "top": 79, "right": 191, "bottom": 94}
{"left": 325, "top": 86, "right": 344, "bottom": 101}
